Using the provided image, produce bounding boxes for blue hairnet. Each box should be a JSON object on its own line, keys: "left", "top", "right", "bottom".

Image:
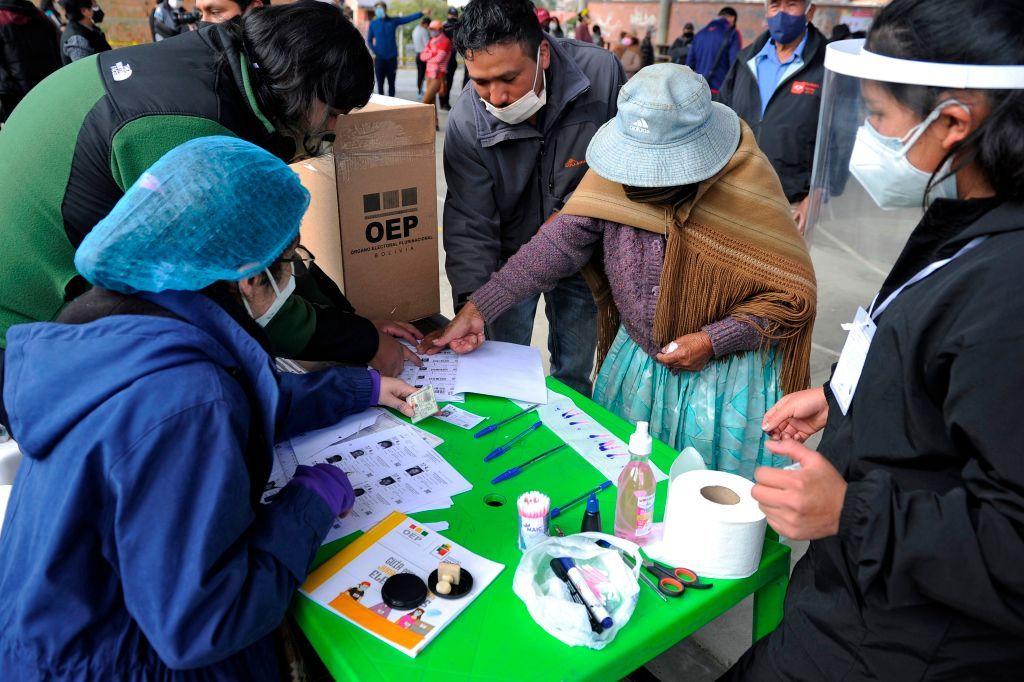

{"left": 75, "top": 136, "right": 310, "bottom": 294}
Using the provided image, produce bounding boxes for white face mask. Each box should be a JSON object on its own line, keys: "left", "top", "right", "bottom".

{"left": 849, "top": 99, "right": 964, "bottom": 210}
{"left": 242, "top": 263, "right": 295, "bottom": 327}
{"left": 482, "top": 46, "right": 547, "bottom": 126}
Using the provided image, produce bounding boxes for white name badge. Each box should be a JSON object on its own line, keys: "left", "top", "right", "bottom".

{"left": 830, "top": 307, "right": 876, "bottom": 415}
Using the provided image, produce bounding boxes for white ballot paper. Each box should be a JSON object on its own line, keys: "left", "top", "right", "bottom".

{"left": 538, "top": 393, "right": 668, "bottom": 485}
{"left": 399, "top": 340, "right": 547, "bottom": 405}
{"left": 265, "top": 414, "right": 470, "bottom": 545}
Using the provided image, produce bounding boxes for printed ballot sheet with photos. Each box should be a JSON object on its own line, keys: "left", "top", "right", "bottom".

{"left": 300, "top": 512, "right": 503, "bottom": 657}
{"left": 263, "top": 409, "right": 470, "bottom": 544}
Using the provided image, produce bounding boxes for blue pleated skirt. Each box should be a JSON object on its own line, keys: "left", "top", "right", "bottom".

{"left": 592, "top": 326, "right": 783, "bottom": 480}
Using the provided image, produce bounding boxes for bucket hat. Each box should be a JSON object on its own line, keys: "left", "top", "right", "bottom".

{"left": 586, "top": 63, "right": 740, "bottom": 187}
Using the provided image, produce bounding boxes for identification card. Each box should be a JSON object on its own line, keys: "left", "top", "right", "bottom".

{"left": 432, "top": 404, "right": 486, "bottom": 430}
{"left": 830, "top": 307, "right": 876, "bottom": 416}
{"left": 407, "top": 385, "right": 439, "bottom": 424}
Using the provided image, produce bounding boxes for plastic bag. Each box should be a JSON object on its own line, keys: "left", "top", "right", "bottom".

{"left": 512, "top": 532, "right": 641, "bottom": 649}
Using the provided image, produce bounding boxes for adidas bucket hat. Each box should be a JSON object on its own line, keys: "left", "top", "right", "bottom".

{"left": 585, "top": 63, "right": 740, "bottom": 187}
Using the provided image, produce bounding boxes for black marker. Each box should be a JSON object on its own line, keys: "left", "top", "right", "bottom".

{"left": 549, "top": 558, "right": 603, "bottom": 634}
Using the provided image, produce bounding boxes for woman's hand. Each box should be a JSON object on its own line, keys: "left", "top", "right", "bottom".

{"left": 762, "top": 387, "right": 829, "bottom": 442}
{"left": 419, "top": 301, "right": 486, "bottom": 355}
{"left": 752, "top": 440, "right": 847, "bottom": 541}
{"left": 655, "top": 332, "right": 714, "bottom": 371}
{"left": 377, "top": 377, "right": 416, "bottom": 418}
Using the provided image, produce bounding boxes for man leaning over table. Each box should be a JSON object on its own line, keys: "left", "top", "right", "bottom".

{"left": 441, "top": 0, "right": 624, "bottom": 397}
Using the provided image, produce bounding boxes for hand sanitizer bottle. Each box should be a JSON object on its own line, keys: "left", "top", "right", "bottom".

{"left": 614, "top": 421, "right": 656, "bottom": 545}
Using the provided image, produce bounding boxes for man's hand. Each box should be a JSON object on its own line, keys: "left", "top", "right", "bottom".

{"left": 377, "top": 377, "right": 416, "bottom": 418}
{"left": 762, "top": 387, "right": 829, "bottom": 442}
{"left": 792, "top": 195, "right": 811, "bottom": 236}
{"left": 373, "top": 319, "right": 423, "bottom": 345}
{"left": 370, "top": 330, "right": 422, "bottom": 377}
{"left": 418, "top": 301, "right": 486, "bottom": 355}
{"left": 751, "top": 440, "right": 847, "bottom": 541}
{"left": 655, "top": 332, "right": 714, "bottom": 371}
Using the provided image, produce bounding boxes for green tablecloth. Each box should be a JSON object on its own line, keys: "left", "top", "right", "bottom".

{"left": 292, "top": 378, "right": 790, "bottom": 680}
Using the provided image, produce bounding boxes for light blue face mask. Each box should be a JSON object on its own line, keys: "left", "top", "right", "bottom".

{"left": 374, "top": 6, "right": 385, "bottom": 19}
{"left": 849, "top": 99, "right": 965, "bottom": 210}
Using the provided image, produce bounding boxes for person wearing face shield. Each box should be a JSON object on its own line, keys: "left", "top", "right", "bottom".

{"left": 721, "top": 0, "right": 1024, "bottom": 678}
{"left": 0, "top": 3, "right": 423, "bottom": 433}
{"left": 58, "top": 0, "right": 111, "bottom": 63}
{"left": 0, "top": 137, "right": 418, "bottom": 680}
{"left": 437, "top": 0, "right": 625, "bottom": 397}
{"left": 717, "top": 0, "right": 827, "bottom": 235}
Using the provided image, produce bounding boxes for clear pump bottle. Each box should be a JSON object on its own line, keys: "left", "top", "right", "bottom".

{"left": 614, "top": 421, "right": 656, "bottom": 545}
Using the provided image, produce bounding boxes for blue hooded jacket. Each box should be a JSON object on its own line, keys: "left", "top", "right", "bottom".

{"left": 0, "top": 290, "right": 375, "bottom": 680}
{"left": 686, "top": 16, "right": 740, "bottom": 91}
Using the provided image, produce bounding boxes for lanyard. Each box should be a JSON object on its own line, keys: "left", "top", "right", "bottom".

{"left": 868, "top": 236, "right": 987, "bottom": 320}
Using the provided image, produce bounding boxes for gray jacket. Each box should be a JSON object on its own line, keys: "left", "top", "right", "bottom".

{"left": 442, "top": 37, "right": 625, "bottom": 307}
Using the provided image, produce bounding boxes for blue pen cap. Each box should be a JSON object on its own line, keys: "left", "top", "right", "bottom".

{"left": 586, "top": 493, "right": 600, "bottom": 514}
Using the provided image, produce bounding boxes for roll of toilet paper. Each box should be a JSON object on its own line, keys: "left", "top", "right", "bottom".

{"left": 654, "top": 470, "right": 766, "bottom": 579}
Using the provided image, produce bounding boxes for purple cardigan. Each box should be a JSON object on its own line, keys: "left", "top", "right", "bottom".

{"left": 471, "top": 214, "right": 761, "bottom": 359}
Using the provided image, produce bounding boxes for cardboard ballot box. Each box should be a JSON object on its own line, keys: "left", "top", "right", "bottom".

{"left": 293, "top": 96, "right": 439, "bottom": 322}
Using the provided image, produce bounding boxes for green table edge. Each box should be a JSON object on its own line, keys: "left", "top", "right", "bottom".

{"left": 290, "top": 377, "right": 790, "bottom": 680}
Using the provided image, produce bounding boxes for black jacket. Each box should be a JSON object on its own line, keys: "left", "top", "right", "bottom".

{"left": 717, "top": 25, "right": 826, "bottom": 203}
{"left": 0, "top": 0, "right": 60, "bottom": 108}
{"left": 60, "top": 19, "right": 112, "bottom": 64}
{"left": 730, "top": 199, "right": 1024, "bottom": 680}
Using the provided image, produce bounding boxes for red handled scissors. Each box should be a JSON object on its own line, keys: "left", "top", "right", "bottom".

{"left": 638, "top": 549, "right": 713, "bottom": 597}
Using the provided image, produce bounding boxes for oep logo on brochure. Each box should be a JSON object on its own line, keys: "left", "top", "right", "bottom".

{"left": 402, "top": 522, "right": 430, "bottom": 543}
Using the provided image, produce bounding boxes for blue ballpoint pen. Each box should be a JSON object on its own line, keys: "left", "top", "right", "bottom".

{"left": 474, "top": 404, "right": 538, "bottom": 439}
{"left": 491, "top": 444, "right": 567, "bottom": 484}
{"left": 483, "top": 421, "right": 542, "bottom": 462}
{"left": 550, "top": 480, "right": 613, "bottom": 519}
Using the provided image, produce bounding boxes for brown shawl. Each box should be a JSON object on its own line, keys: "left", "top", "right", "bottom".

{"left": 563, "top": 121, "right": 817, "bottom": 394}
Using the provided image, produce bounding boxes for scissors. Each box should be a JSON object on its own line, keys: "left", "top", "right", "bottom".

{"left": 637, "top": 549, "right": 713, "bottom": 598}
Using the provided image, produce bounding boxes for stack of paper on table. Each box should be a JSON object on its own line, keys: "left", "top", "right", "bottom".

{"left": 264, "top": 408, "right": 470, "bottom": 544}
{"left": 398, "top": 340, "right": 547, "bottom": 405}
{"left": 300, "top": 511, "right": 503, "bottom": 658}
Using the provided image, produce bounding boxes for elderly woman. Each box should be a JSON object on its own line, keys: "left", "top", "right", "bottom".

{"left": 428, "top": 64, "right": 816, "bottom": 478}
{"left": 0, "top": 137, "right": 415, "bottom": 679}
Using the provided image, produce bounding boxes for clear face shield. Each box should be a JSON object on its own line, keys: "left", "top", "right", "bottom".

{"left": 804, "top": 39, "right": 1024, "bottom": 277}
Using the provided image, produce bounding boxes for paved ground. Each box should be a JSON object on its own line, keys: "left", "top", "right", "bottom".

{"left": 386, "top": 67, "right": 917, "bottom": 679}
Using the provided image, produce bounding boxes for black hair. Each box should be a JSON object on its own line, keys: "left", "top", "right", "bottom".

{"left": 719, "top": 6, "right": 737, "bottom": 20}
{"left": 420, "top": 15, "right": 429, "bottom": 25}
{"left": 59, "top": 0, "right": 90, "bottom": 21}
{"left": 237, "top": 2, "right": 374, "bottom": 134}
{"left": 830, "top": 23, "right": 851, "bottom": 41}
{"left": 866, "top": 0, "right": 1024, "bottom": 200}
{"left": 454, "top": 0, "right": 544, "bottom": 59}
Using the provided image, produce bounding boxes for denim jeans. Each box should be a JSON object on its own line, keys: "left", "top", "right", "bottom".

{"left": 374, "top": 57, "right": 397, "bottom": 97}
{"left": 485, "top": 272, "right": 597, "bottom": 396}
